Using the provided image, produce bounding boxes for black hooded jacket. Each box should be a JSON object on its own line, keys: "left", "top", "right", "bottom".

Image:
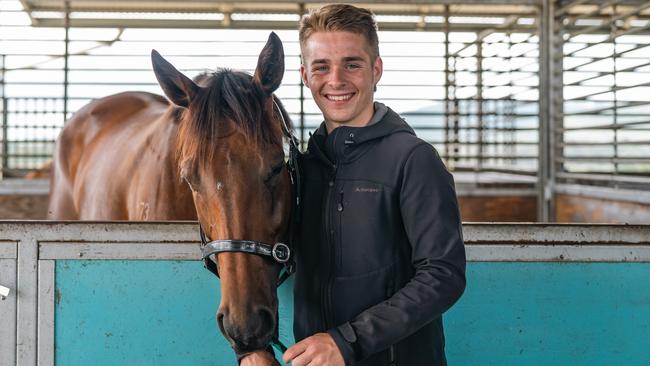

{"left": 293, "top": 106, "right": 467, "bottom": 366}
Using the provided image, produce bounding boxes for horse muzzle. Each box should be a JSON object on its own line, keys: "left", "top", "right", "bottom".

{"left": 217, "top": 305, "right": 276, "bottom": 353}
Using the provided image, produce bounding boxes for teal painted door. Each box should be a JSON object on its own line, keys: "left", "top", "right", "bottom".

{"left": 55, "top": 261, "right": 650, "bottom": 365}
{"left": 55, "top": 260, "right": 294, "bottom": 365}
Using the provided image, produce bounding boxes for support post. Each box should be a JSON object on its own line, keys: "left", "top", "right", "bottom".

{"left": 538, "top": 0, "right": 561, "bottom": 222}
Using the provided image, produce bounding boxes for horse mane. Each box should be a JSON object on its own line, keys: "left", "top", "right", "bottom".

{"left": 177, "top": 69, "right": 291, "bottom": 165}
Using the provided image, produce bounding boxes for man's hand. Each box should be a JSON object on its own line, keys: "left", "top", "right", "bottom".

{"left": 282, "top": 333, "right": 344, "bottom": 366}
{"left": 240, "top": 350, "right": 280, "bottom": 366}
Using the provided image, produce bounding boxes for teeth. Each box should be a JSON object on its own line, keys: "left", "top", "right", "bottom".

{"left": 327, "top": 94, "right": 352, "bottom": 101}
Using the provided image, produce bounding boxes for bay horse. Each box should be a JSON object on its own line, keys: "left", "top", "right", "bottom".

{"left": 48, "top": 33, "right": 293, "bottom": 364}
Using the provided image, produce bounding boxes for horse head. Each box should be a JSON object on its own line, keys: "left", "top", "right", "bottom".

{"left": 151, "top": 33, "right": 292, "bottom": 355}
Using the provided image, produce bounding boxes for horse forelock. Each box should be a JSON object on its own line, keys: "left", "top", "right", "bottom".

{"left": 177, "top": 69, "right": 289, "bottom": 166}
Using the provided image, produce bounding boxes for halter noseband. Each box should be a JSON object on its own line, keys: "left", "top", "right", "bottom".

{"left": 198, "top": 225, "right": 295, "bottom": 287}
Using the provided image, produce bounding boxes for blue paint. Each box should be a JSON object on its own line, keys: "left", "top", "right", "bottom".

{"left": 445, "top": 262, "right": 650, "bottom": 366}
{"left": 55, "top": 260, "right": 294, "bottom": 365}
{"left": 56, "top": 261, "right": 650, "bottom": 365}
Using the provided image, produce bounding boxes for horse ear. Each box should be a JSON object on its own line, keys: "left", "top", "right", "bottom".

{"left": 254, "top": 32, "right": 285, "bottom": 95}
{"left": 151, "top": 49, "right": 199, "bottom": 108}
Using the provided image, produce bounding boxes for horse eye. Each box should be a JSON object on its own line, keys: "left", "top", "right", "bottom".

{"left": 264, "top": 161, "right": 285, "bottom": 186}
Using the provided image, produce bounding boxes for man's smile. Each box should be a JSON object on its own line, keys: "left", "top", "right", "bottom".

{"left": 325, "top": 93, "right": 355, "bottom": 102}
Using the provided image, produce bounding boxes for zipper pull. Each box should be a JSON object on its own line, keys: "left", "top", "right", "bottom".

{"left": 337, "top": 191, "right": 344, "bottom": 212}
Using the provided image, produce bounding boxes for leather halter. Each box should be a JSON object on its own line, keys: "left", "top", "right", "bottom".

{"left": 196, "top": 97, "right": 301, "bottom": 288}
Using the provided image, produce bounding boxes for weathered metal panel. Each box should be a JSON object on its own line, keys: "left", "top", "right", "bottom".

{"left": 0, "top": 241, "right": 17, "bottom": 259}
{"left": 468, "top": 244, "right": 650, "bottom": 262}
{"left": 0, "top": 259, "right": 17, "bottom": 366}
{"left": 446, "top": 262, "right": 650, "bottom": 365}
{"left": 17, "top": 238, "right": 37, "bottom": 366}
{"left": 39, "top": 242, "right": 199, "bottom": 260}
{"left": 54, "top": 260, "right": 294, "bottom": 365}
{"left": 37, "top": 260, "right": 54, "bottom": 366}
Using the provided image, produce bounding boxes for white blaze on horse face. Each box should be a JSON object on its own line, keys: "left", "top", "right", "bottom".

{"left": 216, "top": 182, "right": 224, "bottom": 191}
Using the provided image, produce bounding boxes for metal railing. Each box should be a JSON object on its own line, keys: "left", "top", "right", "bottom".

{"left": 0, "top": 1, "right": 543, "bottom": 179}
{"left": 556, "top": 0, "right": 650, "bottom": 189}
{"left": 1, "top": 0, "right": 649, "bottom": 193}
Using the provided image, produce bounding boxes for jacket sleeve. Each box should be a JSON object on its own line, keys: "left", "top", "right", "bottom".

{"left": 327, "top": 142, "right": 467, "bottom": 364}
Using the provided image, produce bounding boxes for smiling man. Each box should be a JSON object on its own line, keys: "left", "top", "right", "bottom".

{"left": 282, "top": 4, "right": 467, "bottom": 366}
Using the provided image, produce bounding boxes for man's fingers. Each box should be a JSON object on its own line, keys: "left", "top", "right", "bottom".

{"left": 282, "top": 340, "right": 308, "bottom": 364}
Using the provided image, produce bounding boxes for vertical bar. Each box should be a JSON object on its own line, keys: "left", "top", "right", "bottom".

{"left": 538, "top": 0, "right": 557, "bottom": 222}
{"left": 610, "top": 5, "right": 619, "bottom": 184}
{"left": 444, "top": 5, "right": 451, "bottom": 166}
{"left": 0, "top": 257, "right": 17, "bottom": 366}
{"left": 17, "top": 238, "right": 38, "bottom": 366}
{"left": 476, "top": 40, "right": 484, "bottom": 173}
{"left": 1, "top": 54, "right": 7, "bottom": 177}
{"left": 38, "top": 260, "right": 55, "bottom": 366}
{"left": 299, "top": 75, "right": 305, "bottom": 148}
{"left": 63, "top": 1, "right": 70, "bottom": 123}
{"left": 298, "top": 3, "right": 306, "bottom": 149}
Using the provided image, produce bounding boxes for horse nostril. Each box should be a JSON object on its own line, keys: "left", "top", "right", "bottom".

{"left": 255, "top": 306, "right": 276, "bottom": 334}
{"left": 216, "top": 310, "right": 227, "bottom": 337}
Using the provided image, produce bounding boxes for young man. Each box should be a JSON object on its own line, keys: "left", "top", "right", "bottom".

{"left": 244, "top": 4, "right": 466, "bottom": 366}
{"left": 279, "top": 4, "right": 467, "bottom": 366}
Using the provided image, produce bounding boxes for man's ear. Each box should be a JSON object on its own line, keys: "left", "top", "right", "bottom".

{"left": 151, "top": 49, "right": 199, "bottom": 108}
{"left": 299, "top": 63, "right": 310, "bottom": 88}
{"left": 254, "top": 32, "right": 285, "bottom": 95}
{"left": 373, "top": 56, "right": 383, "bottom": 88}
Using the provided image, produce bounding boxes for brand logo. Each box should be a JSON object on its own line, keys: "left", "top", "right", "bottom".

{"left": 355, "top": 187, "right": 380, "bottom": 193}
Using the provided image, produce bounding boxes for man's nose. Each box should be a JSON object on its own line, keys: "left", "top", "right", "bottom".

{"left": 328, "top": 66, "right": 346, "bottom": 87}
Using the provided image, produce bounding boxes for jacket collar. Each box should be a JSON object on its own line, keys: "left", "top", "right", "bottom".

{"left": 307, "top": 104, "right": 415, "bottom": 165}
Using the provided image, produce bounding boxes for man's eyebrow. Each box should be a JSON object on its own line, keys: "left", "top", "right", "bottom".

{"left": 342, "top": 56, "right": 366, "bottom": 62}
{"left": 311, "top": 58, "right": 329, "bottom": 65}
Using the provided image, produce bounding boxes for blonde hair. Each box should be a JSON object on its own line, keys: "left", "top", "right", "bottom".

{"left": 299, "top": 4, "right": 379, "bottom": 60}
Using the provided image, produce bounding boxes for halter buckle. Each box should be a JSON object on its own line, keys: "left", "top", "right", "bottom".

{"left": 272, "top": 243, "right": 291, "bottom": 263}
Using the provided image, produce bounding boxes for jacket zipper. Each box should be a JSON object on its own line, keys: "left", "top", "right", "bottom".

{"left": 322, "top": 163, "right": 337, "bottom": 329}
{"left": 389, "top": 344, "right": 396, "bottom": 366}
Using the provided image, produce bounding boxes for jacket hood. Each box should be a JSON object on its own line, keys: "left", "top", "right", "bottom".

{"left": 307, "top": 106, "right": 415, "bottom": 165}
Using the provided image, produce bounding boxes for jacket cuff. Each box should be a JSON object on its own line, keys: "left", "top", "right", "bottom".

{"left": 328, "top": 322, "right": 358, "bottom": 366}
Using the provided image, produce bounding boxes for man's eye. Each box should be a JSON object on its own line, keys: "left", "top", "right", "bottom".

{"left": 313, "top": 65, "right": 328, "bottom": 73}
{"left": 346, "top": 63, "right": 361, "bottom": 70}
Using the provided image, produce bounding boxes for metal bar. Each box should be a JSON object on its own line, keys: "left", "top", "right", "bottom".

{"left": 556, "top": 171, "right": 650, "bottom": 185}
{"left": 37, "top": 260, "right": 54, "bottom": 366}
{"left": 556, "top": 183, "right": 650, "bottom": 204}
{"left": 16, "top": 238, "right": 38, "bottom": 366}
{"left": 564, "top": 42, "right": 647, "bottom": 69}
{"left": 537, "top": 0, "right": 555, "bottom": 222}
{"left": 0, "top": 258, "right": 17, "bottom": 366}
{"left": 39, "top": 242, "right": 200, "bottom": 260}
{"left": 559, "top": 0, "right": 623, "bottom": 20}
{"left": 565, "top": 2, "right": 650, "bottom": 40}
{"left": 560, "top": 140, "right": 650, "bottom": 146}
{"left": 564, "top": 61, "right": 650, "bottom": 87}
{"left": 1, "top": 54, "right": 7, "bottom": 177}
{"left": 555, "top": 0, "right": 595, "bottom": 17}
{"left": 63, "top": 1, "right": 71, "bottom": 123}
{"left": 467, "top": 244, "right": 650, "bottom": 262}
{"left": 556, "top": 157, "right": 650, "bottom": 163}
{"left": 567, "top": 81, "right": 650, "bottom": 101}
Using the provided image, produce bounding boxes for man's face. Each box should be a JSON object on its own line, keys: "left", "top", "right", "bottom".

{"left": 300, "top": 31, "right": 383, "bottom": 132}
